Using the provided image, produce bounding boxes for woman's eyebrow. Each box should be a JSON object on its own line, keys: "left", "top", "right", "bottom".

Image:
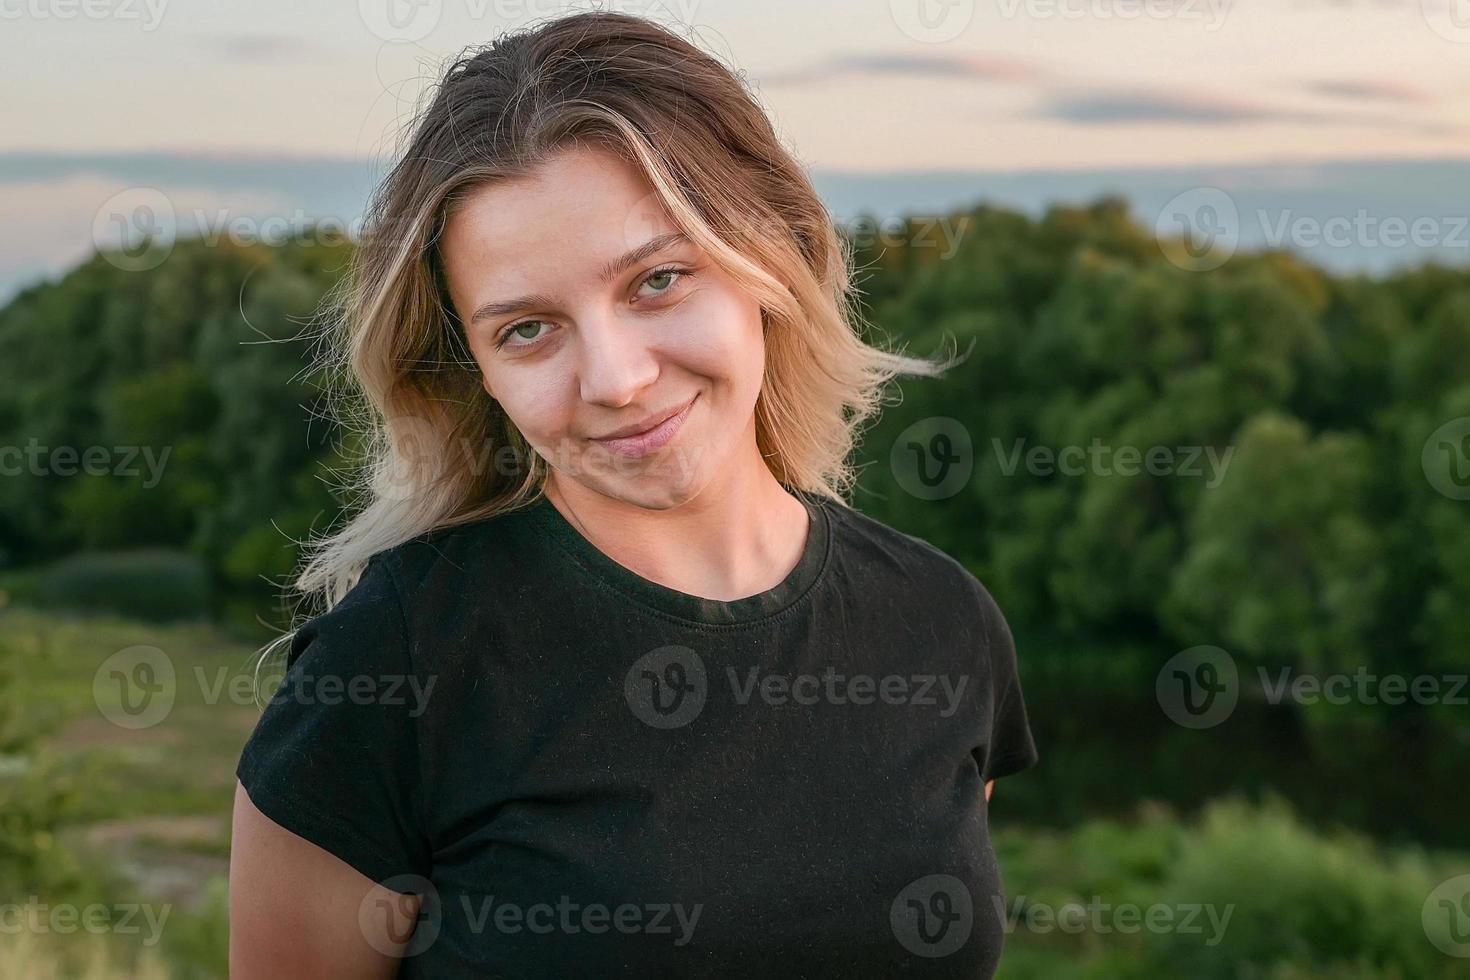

{"left": 468, "top": 231, "right": 692, "bottom": 327}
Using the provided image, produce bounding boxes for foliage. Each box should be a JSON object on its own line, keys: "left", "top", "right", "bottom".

{"left": 0, "top": 235, "right": 351, "bottom": 629}
{"left": 995, "top": 796, "right": 1467, "bottom": 979}
{"left": 31, "top": 550, "right": 209, "bottom": 623}
{"left": 843, "top": 198, "right": 1470, "bottom": 744}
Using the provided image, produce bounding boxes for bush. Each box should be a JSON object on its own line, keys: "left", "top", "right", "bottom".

{"left": 993, "top": 796, "right": 1466, "bottom": 979}
{"left": 32, "top": 550, "right": 209, "bottom": 622}
{"left": 1152, "top": 797, "right": 1457, "bottom": 978}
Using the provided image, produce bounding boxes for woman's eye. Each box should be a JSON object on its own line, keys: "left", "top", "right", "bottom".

{"left": 494, "top": 268, "right": 691, "bottom": 350}
{"left": 498, "top": 320, "right": 549, "bottom": 348}
{"left": 636, "top": 267, "right": 687, "bottom": 300}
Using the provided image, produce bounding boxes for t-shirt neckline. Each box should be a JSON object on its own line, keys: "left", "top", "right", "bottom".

{"left": 525, "top": 489, "right": 831, "bottom": 627}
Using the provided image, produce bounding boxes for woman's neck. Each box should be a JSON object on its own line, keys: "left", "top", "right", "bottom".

{"left": 541, "top": 459, "right": 811, "bottom": 604}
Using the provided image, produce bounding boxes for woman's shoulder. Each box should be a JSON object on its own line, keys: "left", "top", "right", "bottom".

{"left": 290, "top": 504, "right": 541, "bottom": 663}
{"left": 822, "top": 497, "right": 993, "bottom": 602}
{"left": 370, "top": 500, "right": 545, "bottom": 594}
{"left": 822, "top": 500, "right": 1018, "bottom": 677}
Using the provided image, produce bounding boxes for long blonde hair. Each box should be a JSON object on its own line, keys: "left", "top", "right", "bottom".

{"left": 260, "top": 10, "right": 958, "bottom": 671}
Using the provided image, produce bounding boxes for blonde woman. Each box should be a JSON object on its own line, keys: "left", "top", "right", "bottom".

{"left": 229, "top": 11, "right": 1038, "bottom": 978}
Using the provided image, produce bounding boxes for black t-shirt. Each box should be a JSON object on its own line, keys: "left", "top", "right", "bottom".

{"left": 236, "top": 490, "right": 1039, "bottom": 978}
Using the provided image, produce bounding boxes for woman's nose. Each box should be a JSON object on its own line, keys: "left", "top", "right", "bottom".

{"left": 575, "top": 312, "right": 661, "bottom": 408}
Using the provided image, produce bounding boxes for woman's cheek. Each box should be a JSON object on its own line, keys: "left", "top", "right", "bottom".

{"left": 496, "top": 375, "right": 574, "bottom": 450}
{"left": 663, "top": 303, "right": 752, "bottom": 378}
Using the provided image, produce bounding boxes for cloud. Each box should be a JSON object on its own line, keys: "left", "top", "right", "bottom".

{"left": 1302, "top": 79, "right": 1433, "bottom": 104}
{"left": 761, "top": 51, "right": 1042, "bottom": 87}
{"left": 1036, "top": 90, "right": 1458, "bottom": 136}
{"left": 207, "top": 34, "right": 316, "bottom": 63}
{"left": 1041, "top": 91, "right": 1321, "bottom": 125}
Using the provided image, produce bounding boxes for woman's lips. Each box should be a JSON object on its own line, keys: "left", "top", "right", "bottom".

{"left": 589, "top": 393, "right": 698, "bottom": 458}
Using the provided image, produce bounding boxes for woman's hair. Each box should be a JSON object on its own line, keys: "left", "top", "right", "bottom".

{"left": 257, "top": 10, "right": 958, "bottom": 675}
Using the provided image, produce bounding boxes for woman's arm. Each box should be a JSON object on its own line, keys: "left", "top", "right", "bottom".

{"left": 986, "top": 779, "right": 995, "bottom": 802}
{"left": 229, "top": 780, "right": 422, "bottom": 978}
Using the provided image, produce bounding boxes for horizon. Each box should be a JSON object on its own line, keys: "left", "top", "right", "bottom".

{"left": 8, "top": 0, "right": 1470, "bottom": 300}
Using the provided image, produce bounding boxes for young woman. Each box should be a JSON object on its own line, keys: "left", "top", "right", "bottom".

{"left": 229, "top": 11, "right": 1038, "bottom": 978}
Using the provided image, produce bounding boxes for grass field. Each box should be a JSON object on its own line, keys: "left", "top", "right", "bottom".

{"left": 1, "top": 606, "right": 259, "bottom": 977}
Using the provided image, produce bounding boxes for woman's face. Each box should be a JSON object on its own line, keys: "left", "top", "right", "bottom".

{"left": 440, "top": 144, "right": 767, "bottom": 510}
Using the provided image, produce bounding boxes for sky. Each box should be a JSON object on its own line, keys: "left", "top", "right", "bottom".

{"left": 4, "top": 0, "right": 1470, "bottom": 298}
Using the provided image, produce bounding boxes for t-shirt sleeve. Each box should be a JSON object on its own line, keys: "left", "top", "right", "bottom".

{"left": 970, "top": 578, "right": 1039, "bottom": 784}
{"left": 235, "top": 552, "right": 432, "bottom": 888}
